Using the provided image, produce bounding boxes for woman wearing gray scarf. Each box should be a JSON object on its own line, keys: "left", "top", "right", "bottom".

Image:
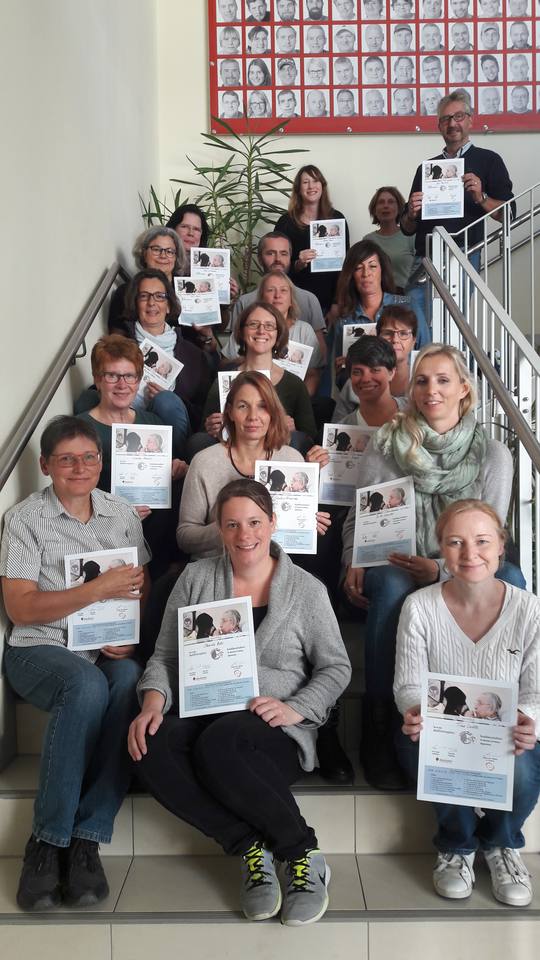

{"left": 341, "top": 344, "right": 525, "bottom": 790}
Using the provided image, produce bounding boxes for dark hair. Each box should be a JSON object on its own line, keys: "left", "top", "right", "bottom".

{"left": 166, "top": 203, "right": 210, "bottom": 247}
{"left": 82, "top": 560, "right": 101, "bottom": 582}
{"left": 235, "top": 300, "right": 289, "bottom": 359}
{"left": 247, "top": 58, "right": 272, "bottom": 85}
{"left": 125, "top": 269, "right": 180, "bottom": 326}
{"left": 288, "top": 165, "right": 333, "bottom": 225}
{"left": 346, "top": 336, "right": 397, "bottom": 374}
{"left": 194, "top": 612, "right": 215, "bottom": 639}
{"left": 222, "top": 370, "right": 290, "bottom": 452}
{"left": 216, "top": 478, "right": 274, "bottom": 526}
{"left": 443, "top": 686, "right": 468, "bottom": 716}
{"left": 268, "top": 468, "right": 287, "bottom": 491}
{"left": 40, "top": 416, "right": 102, "bottom": 460}
{"left": 335, "top": 431, "right": 352, "bottom": 451}
{"left": 91, "top": 334, "right": 144, "bottom": 380}
{"left": 377, "top": 303, "right": 418, "bottom": 339}
{"left": 368, "top": 186, "right": 406, "bottom": 226}
{"left": 336, "top": 240, "right": 396, "bottom": 318}
{"left": 368, "top": 491, "right": 385, "bottom": 512}
{"left": 257, "top": 231, "right": 293, "bottom": 262}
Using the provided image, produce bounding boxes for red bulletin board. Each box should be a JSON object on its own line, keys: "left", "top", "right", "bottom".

{"left": 208, "top": 0, "right": 540, "bottom": 134}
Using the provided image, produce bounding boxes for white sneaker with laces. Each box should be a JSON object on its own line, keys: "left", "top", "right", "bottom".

{"left": 484, "top": 847, "right": 532, "bottom": 907}
{"left": 433, "top": 851, "right": 475, "bottom": 899}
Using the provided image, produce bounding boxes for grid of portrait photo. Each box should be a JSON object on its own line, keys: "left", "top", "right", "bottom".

{"left": 210, "top": 0, "right": 540, "bottom": 130}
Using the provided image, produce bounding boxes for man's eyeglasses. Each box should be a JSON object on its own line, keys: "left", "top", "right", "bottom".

{"left": 147, "top": 245, "right": 176, "bottom": 257}
{"left": 100, "top": 372, "right": 139, "bottom": 384}
{"left": 49, "top": 452, "right": 101, "bottom": 468}
{"left": 438, "top": 110, "right": 470, "bottom": 125}
{"left": 137, "top": 291, "right": 168, "bottom": 302}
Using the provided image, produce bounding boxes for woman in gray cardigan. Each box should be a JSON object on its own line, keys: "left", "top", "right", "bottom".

{"left": 129, "top": 478, "right": 351, "bottom": 927}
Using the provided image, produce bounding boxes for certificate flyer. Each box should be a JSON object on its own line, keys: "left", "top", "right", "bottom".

{"left": 342, "top": 322, "right": 377, "bottom": 358}
{"left": 178, "top": 597, "right": 258, "bottom": 717}
{"left": 65, "top": 547, "right": 139, "bottom": 651}
{"left": 217, "top": 369, "right": 270, "bottom": 412}
{"left": 310, "top": 218, "right": 346, "bottom": 273}
{"left": 138, "top": 338, "right": 184, "bottom": 404}
{"left": 190, "top": 247, "right": 231, "bottom": 305}
{"left": 319, "top": 423, "right": 375, "bottom": 506}
{"left": 421, "top": 159, "right": 465, "bottom": 221}
{"left": 174, "top": 277, "right": 221, "bottom": 326}
{"left": 418, "top": 673, "right": 518, "bottom": 811}
{"left": 274, "top": 339, "right": 313, "bottom": 382}
{"left": 352, "top": 475, "right": 415, "bottom": 567}
{"left": 111, "top": 423, "right": 172, "bottom": 508}
{"left": 255, "top": 460, "right": 319, "bottom": 555}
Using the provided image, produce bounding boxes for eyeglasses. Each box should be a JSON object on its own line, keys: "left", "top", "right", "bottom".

{"left": 147, "top": 245, "right": 176, "bottom": 257}
{"left": 380, "top": 329, "right": 413, "bottom": 340}
{"left": 245, "top": 321, "right": 278, "bottom": 332}
{"left": 137, "top": 291, "right": 168, "bottom": 302}
{"left": 49, "top": 452, "right": 101, "bottom": 468}
{"left": 438, "top": 110, "right": 471, "bottom": 125}
{"left": 100, "top": 372, "right": 140, "bottom": 384}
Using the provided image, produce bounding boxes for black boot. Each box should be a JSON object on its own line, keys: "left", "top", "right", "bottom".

{"left": 316, "top": 702, "right": 354, "bottom": 784}
{"left": 360, "top": 698, "right": 408, "bottom": 791}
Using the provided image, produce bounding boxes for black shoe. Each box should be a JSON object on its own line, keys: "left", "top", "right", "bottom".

{"left": 317, "top": 705, "right": 354, "bottom": 784}
{"left": 360, "top": 699, "right": 408, "bottom": 791}
{"left": 63, "top": 838, "right": 109, "bottom": 906}
{"left": 17, "top": 835, "right": 62, "bottom": 911}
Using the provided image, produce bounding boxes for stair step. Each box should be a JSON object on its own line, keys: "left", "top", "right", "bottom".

{"left": 2, "top": 756, "right": 540, "bottom": 857}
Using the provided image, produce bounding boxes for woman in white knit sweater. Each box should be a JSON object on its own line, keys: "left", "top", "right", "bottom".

{"left": 394, "top": 499, "right": 540, "bottom": 907}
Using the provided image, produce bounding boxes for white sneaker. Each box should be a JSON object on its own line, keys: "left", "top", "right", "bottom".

{"left": 484, "top": 847, "right": 532, "bottom": 907}
{"left": 433, "top": 852, "right": 475, "bottom": 899}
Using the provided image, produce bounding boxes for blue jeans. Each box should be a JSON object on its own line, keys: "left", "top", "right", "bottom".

{"left": 396, "top": 733, "right": 540, "bottom": 853}
{"left": 132, "top": 390, "right": 191, "bottom": 458}
{"left": 361, "top": 561, "right": 526, "bottom": 701}
{"left": 5, "top": 644, "right": 141, "bottom": 847}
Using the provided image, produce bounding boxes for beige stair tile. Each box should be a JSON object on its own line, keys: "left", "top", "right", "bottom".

{"left": 2, "top": 924, "right": 110, "bottom": 960}
{"left": 355, "top": 794, "right": 436, "bottom": 853}
{"left": 369, "top": 919, "right": 540, "bottom": 960}
{"left": 112, "top": 920, "right": 368, "bottom": 960}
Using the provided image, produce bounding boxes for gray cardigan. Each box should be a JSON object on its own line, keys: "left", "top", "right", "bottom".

{"left": 138, "top": 544, "right": 351, "bottom": 771}
{"left": 341, "top": 435, "right": 513, "bottom": 567}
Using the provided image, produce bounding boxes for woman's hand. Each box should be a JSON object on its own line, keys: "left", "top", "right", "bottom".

{"left": 171, "top": 459, "right": 188, "bottom": 481}
{"left": 128, "top": 691, "right": 166, "bottom": 761}
{"left": 316, "top": 511, "right": 331, "bottom": 536}
{"left": 101, "top": 644, "right": 137, "bottom": 660}
{"left": 94, "top": 563, "right": 145, "bottom": 601}
{"left": 334, "top": 355, "right": 347, "bottom": 374}
{"left": 344, "top": 565, "right": 369, "bottom": 610}
{"left": 249, "top": 696, "right": 304, "bottom": 727}
{"left": 296, "top": 249, "right": 317, "bottom": 270}
{"left": 306, "top": 445, "right": 330, "bottom": 468}
{"left": 205, "top": 412, "right": 224, "bottom": 438}
{"left": 193, "top": 325, "right": 218, "bottom": 351}
{"left": 230, "top": 277, "right": 240, "bottom": 300}
{"left": 146, "top": 381, "right": 165, "bottom": 399}
{"left": 513, "top": 711, "right": 537, "bottom": 756}
{"left": 402, "top": 705, "right": 423, "bottom": 741}
{"left": 285, "top": 415, "right": 296, "bottom": 432}
{"left": 389, "top": 553, "right": 439, "bottom": 586}
{"left": 136, "top": 505, "right": 152, "bottom": 521}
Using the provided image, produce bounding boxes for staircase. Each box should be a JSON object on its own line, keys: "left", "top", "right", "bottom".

{"left": 1, "top": 623, "right": 539, "bottom": 960}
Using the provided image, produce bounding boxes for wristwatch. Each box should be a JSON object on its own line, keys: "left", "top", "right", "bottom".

{"left": 481, "top": 192, "right": 489, "bottom": 203}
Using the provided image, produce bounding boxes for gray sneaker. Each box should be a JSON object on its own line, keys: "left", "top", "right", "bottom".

{"left": 240, "top": 841, "right": 282, "bottom": 921}
{"left": 281, "top": 849, "right": 331, "bottom": 926}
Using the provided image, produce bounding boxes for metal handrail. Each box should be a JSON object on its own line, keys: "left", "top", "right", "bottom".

{"left": 424, "top": 254, "right": 540, "bottom": 473}
{"left": 0, "top": 262, "right": 126, "bottom": 493}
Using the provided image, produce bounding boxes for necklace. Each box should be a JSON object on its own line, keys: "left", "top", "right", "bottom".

{"left": 228, "top": 448, "right": 255, "bottom": 479}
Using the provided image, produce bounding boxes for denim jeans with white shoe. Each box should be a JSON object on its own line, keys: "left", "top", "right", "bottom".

{"left": 5, "top": 644, "right": 141, "bottom": 847}
{"left": 396, "top": 733, "right": 540, "bottom": 854}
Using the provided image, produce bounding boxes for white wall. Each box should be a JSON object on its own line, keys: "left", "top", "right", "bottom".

{"left": 0, "top": 0, "right": 159, "bottom": 764}
{"left": 157, "top": 2, "right": 540, "bottom": 291}
{"left": 0, "top": 0, "right": 159, "bottom": 509}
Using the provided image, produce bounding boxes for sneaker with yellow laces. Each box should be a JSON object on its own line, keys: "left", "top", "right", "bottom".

{"left": 281, "top": 849, "right": 331, "bottom": 926}
{"left": 240, "top": 841, "right": 282, "bottom": 921}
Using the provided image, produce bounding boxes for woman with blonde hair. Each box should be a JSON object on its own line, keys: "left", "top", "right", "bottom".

{"left": 395, "top": 498, "right": 539, "bottom": 906}
{"left": 341, "top": 344, "right": 525, "bottom": 789}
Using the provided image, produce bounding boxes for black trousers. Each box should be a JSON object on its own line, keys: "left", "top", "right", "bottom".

{"left": 137, "top": 710, "right": 317, "bottom": 860}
